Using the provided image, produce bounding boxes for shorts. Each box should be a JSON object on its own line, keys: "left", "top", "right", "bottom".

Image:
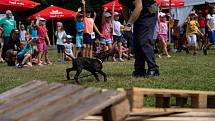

{"left": 209, "top": 30, "right": 215, "bottom": 44}
{"left": 186, "top": 34, "right": 197, "bottom": 46}
{"left": 37, "top": 42, "right": 47, "bottom": 52}
{"left": 158, "top": 34, "right": 168, "bottom": 41}
{"left": 100, "top": 38, "right": 112, "bottom": 45}
{"left": 113, "top": 35, "right": 123, "bottom": 43}
{"left": 83, "top": 33, "right": 94, "bottom": 44}
{"left": 76, "top": 35, "right": 84, "bottom": 48}
{"left": 57, "top": 45, "right": 65, "bottom": 53}
{"left": 200, "top": 27, "right": 205, "bottom": 34}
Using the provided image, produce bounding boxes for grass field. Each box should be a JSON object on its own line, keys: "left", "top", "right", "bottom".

{"left": 1, "top": 48, "right": 215, "bottom": 94}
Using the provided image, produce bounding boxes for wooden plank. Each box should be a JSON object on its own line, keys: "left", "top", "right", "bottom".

{"left": 0, "top": 80, "right": 46, "bottom": 100}
{"left": 145, "top": 117, "right": 215, "bottom": 121}
{"left": 131, "top": 89, "right": 144, "bottom": 109}
{"left": 191, "top": 94, "right": 208, "bottom": 108}
{"left": 171, "top": 112, "right": 215, "bottom": 117}
{"left": 132, "top": 108, "right": 215, "bottom": 113}
{"left": 102, "top": 98, "right": 130, "bottom": 121}
{"left": 51, "top": 90, "right": 126, "bottom": 121}
{"left": 0, "top": 85, "right": 84, "bottom": 120}
{"left": 131, "top": 88, "right": 215, "bottom": 96}
{"left": 18, "top": 87, "right": 100, "bottom": 121}
{"left": 79, "top": 116, "right": 103, "bottom": 121}
{"left": 0, "top": 83, "right": 63, "bottom": 115}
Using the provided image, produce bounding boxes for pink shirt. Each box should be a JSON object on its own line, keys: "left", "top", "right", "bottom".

{"left": 159, "top": 21, "right": 168, "bottom": 35}
{"left": 37, "top": 26, "right": 48, "bottom": 43}
{"left": 101, "top": 23, "right": 112, "bottom": 39}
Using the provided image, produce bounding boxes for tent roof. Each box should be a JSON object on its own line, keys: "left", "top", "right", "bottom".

{"left": 184, "top": 0, "right": 215, "bottom": 6}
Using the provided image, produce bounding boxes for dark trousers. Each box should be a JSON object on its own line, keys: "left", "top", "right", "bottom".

{"left": 133, "top": 13, "right": 159, "bottom": 73}
{"left": 2, "top": 36, "right": 10, "bottom": 59}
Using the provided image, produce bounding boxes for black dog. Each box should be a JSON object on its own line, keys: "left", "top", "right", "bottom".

{"left": 65, "top": 53, "right": 107, "bottom": 84}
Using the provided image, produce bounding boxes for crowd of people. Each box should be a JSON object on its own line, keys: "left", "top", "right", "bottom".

{"left": 0, "top": 2, "right": 215, "bottom": 71}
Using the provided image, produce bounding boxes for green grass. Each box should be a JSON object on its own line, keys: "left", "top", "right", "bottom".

{"left": 1, "top": 48, "right": 215, "bottom": 93}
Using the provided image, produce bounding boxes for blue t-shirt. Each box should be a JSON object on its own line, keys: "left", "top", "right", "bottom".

{"left": 31, "top": 29, "right": 38, "bottom": 38}
{"left": 18, "top": 44, "right": 34, "bottom": 58}
{"left": 76, "top": 21, "right": 84, "bottom": 36}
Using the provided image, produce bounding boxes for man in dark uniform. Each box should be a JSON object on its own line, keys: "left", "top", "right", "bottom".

{"left": 119, "top": 0, "right": 159, "bottom": 77}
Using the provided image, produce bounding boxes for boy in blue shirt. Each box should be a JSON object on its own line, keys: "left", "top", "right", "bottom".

{"left": 75, "top": 13, "right": 85, "bottom": 57}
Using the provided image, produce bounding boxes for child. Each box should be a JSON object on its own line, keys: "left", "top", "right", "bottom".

{"left": 207, "top": 5, "right": 215, "bottom": 46}
{"left": 82, "top": 0, "right": 102, "bottom": 58}
{"left": 101, "top": 8, "right": 113, "bottom": 52}
{"left": 16, "top": 34, "right": 34, "bottom": 68}
{"left": 112, "top": 11, "right": 125, "bottom": 62}
{"left": 158, "top": 15, "right": 171, "bottom": 58}
{"left": 36, "top": 16, "right": 52, "bottom": 66}
{"left": 55, "top": 22, "right": 67, "bottom": 62}
{"left": 19, "top": 23, "right": 27, "bottom": 48}
{"left": 64, "top": 35, "right": 75, "bottom": 61}
{"left": 27, "top": 20, "right": 38, "bottom": 41}
{"left": 0, "top": 27, "right": 4, "bottom": 62}
{"left": 75, "top": 13, "right": 84, "bottom": 58}
{"left": 186, "top": 13, "right": 202, "bottom": 55}
{"left": 172, "top": 19, "right": 180, "bottom": 50}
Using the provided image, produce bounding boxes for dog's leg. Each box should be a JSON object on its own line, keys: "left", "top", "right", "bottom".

{"left": 66, "top": 67, "right": 76, "bottom": 80}
{"left": 97, "top": 70, "right": 107, "bottom": 82}
{"left": 74, "top": 69, "right": 82, "bottom": 84}
{"left": 91, "top": 72, "right": 100, "bottom": 82}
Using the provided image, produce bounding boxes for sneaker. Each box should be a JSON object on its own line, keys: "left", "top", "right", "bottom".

{"left": 112, "top": 57, "right": 117, "bottom": 62}
{"left": 17, "top": 63, "right": 23, "bottom": 68}
{"left": 44, "top": 60, "right": 52, "bottom": 65}
{"left": 0, "top": 58, "right": 4, "bottom": 63}
{"left": 167, "top": 55, "right": 171, "bottom": 58}
{"left": 38, "top": 61, "right": 43, "bottom": 66}
{"left": 57, "top": 59, "right": 61, "bottom": 62}
{"left": 203, "top": 47, "right": 207, "bottom": 55}
{"left": 158, "top": 54, "right": 162, "bottom": 58}
{"left": 119, "top": 58, "right": 125, "bottom": 62}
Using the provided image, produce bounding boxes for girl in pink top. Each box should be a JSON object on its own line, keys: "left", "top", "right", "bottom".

{"left": 158, "top": 15, "right": 171, "bottom": 58}
{"left": 101, "top": 8, "right": 113, "bottom": 52}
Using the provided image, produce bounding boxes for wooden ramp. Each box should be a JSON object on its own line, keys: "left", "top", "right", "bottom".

{"left": 0, "top": 80, "right": 130, "bottom": 121}
{"left": 126, "top": 112, "right": 215, "bottom": 121}
{"left": 126, "top": 88, "right": 215, "bottom": 113}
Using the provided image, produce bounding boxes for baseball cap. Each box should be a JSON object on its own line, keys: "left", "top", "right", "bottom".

{"left": 104, "top": 12, "right": 112, "bottom": 18}
{"left": 67, "top": 35, "right": 73, "bottom": 39}
{"left": 114, "top": 12, "right": 120, "bottom": 16}
{"left": 39, "top": 17, "right": 46, "bottom": 21}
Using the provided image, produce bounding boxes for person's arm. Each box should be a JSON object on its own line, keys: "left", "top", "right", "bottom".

{"left": 93, "top": 11, "right": 97, "bottom": 20}
{"left": 46, "top": 33, "right": 51, "bottom": 46}
{"left": 127, "top": 0, "right": 142, "bottom": 25}
{"left": 93, "top": 23, "right": 102, "bottom": 36}
{"left": 206, "top": 16, "right": 212, "bottom": 31}
{"left": 112, "top": 1, "right": 115, "bottom": 21}
{"left": 82, "top": 0, "right": 86, "bottom": 17}
{"left": 36, "top": 16, "right": 40, "bottom": 26}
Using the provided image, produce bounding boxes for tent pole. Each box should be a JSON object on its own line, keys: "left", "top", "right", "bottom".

{"left": 52, "top": 19, "right": 55, "bottom": 46}
{"left": 169, "top": 0, "right": 172, "bottom": 50}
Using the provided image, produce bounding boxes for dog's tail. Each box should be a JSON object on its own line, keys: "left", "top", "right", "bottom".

{"left": 64, "top": 52, "right": 75, "bottom": 61}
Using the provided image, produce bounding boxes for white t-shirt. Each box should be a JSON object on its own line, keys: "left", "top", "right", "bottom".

{"left": 64, "top": 43, "right": 74, "bottom": 56}
{"left": 20, "top": 30, "right": 27, "bottom": 42}
{"left": 112, "top": 20, "right": 122, "bottom": 36}
{"left": 55, "top": 31, "right": 67, "bottom": 45}
{"left": 207, "top": 14, "right": 215, "bottom": 31}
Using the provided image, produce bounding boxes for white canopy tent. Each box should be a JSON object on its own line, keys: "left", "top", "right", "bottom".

{"left": 171, "top": 0, "right": 215, "bottom": 26}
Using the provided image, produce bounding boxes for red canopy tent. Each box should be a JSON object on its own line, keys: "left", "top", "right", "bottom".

{"left": 0, "top": 0, "right": 40, "bottom": 12}
{"left": 102, "top": 0, "right": 122, "bottom": 11}
{"left": 156, "top": 0, "right": 184, "bottom": 8}
{"left": 27, "top": 5, "right": 77, "bottom": 21}
{"left": 27, "top": 5, "right": 77, "bottom": 45}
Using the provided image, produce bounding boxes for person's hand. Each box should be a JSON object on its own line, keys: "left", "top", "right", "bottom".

{"left": 48, "top": 43, "right": 51, "bottom": 47}
{"left": 19, "top": 21, "right": 22, "bottom": 25}
{"left": 99, "top": 33, "right": 103, "bottom": 37}
{"left": 82, "top": 0, "right": 85, "bottom": 5}
{"left": 103, "top": 7, "right": 108, "bottom": 12}
{"left": 124, "top": 24, "right": 132, "bottom": 31}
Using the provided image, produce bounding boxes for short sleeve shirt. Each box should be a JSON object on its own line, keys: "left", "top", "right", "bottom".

{"left": 76, "top": 21, "right": 85, "bottom": 35}
{"left": 37, "top": 25, "right": 48, "bottom": 43}
{"left": 207, "top": 14, "right": 215, "bottom": 31}
{"left": 112, "top": 20, "right": 122, "bottom": 36}
{"left": 0, "top": 17, "right": 16, "bottom": 37}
